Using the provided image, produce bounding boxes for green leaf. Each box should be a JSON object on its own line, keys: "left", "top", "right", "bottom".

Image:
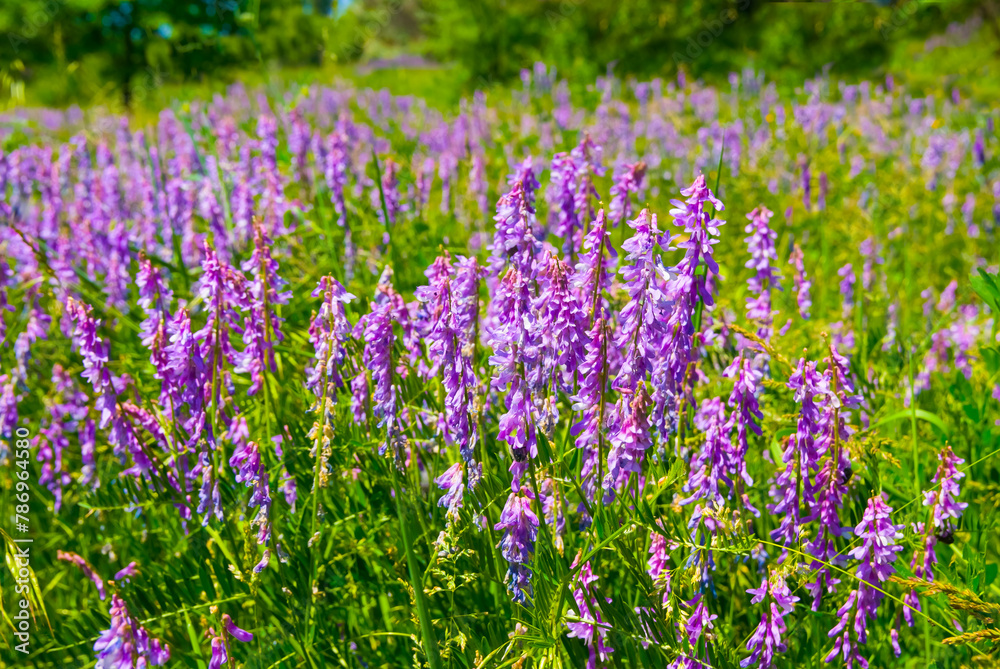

{"left": 872, "top": 408, "right": 951, "bottom": 436}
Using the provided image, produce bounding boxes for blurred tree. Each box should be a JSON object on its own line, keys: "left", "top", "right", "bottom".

{"left": 0, "top": 0, "right": 989, "bottom": 108}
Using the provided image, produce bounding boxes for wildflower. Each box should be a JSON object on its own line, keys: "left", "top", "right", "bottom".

{"left": 657, "top": 175, "right": 725, "bottom": 430}
{"left": 571, "top": 318, "right": 610, "bottom": 507}
{"left": 789, "top": 243, "right": 811, "bottom": 319}
{"left": 489, "top": 267, "right": 538, "bottom": 489}
{"left": 573, "top": 208, "right": 618, "bottom": 319}
{"left": 94, "top": 594, "right": 170, "bottom": 669}
{"left": 724, "top": 355, "right": 762, "bottom": 511}
{"left": 743, "top": 205, "right": 782, "bottom": 342}
{"left": 825, "top": 496, "right": 903, "bottom": 668}
{"left": 362, "top": 298, "right": 400, "bottom": 459}
{"left": 435, "top": 462, "right": 464, "bottom": 521}
{"left": 305, "top": 276, "right": 356, "bottom": 404}
{"left": 566, "top": 557, "right": 615, "bottom": 669}
{"left": 904, "top": 446, "right": 967, "bottom": 626}
{"left": 57, "top": 550, "right": 107, "bottom": 600}
{"left": 605, "top": 382, "right": 653, "bottom": 496}
{"left": 495, "top": 490, "right": 539, "bottom": 604}
{"left": 743, "top": 572, "right": 797, "bottom": 668}
{"left": 238, "top": 220, "right": 291, "bottom": 395}
{"left": 608, "top": 161, "right": 646, "bottom": 228}
{"left": 490, "top": 158, "right": 540, "bottom": 275}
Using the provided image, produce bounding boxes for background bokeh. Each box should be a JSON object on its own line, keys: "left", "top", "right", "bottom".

{"left": 0, "top": 0, "right": 995, "bottom": 112}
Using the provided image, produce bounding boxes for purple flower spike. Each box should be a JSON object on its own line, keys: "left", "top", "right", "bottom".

{"left": 724, "top": 355, "right": 762, "bottom": 502}
{"left": 566, "top": 557, "right": 615, "bottom": 669}
{"left": 363, "top": 298, "right": 400, "bottom": 459}
{"left": 743, "top": 205, "right": 782, "bottom": 342}
{"left": 655, "top": 175, "right": 725, "bottom": 432}
{"left": 417, "top": 254, "right": 480, "bottom": 481}
{"left": 490, "top": 157, "right": 540, "bottom": 275}
{"left": 825, "top": 496, "right": 903, "bottom": 668}
{"left": 435, "top": 462, "right": 464, "bottom": 521}
{"left": 743, "top": 572, "right": 798, "bottom": 668}
{"left": 571, "top": 318, "right": 610, "bottom": 507}
{"left": 574, "top": 208, "right": 618, "bottom": 319}
{"left": 306, "top": 276, "right": 356, "bottom": 403}
{"left": 94, "top": 594, "right": 170, "bottom": 669}
{"left": 57, "top": 550, "right": 107, "bottom": 600}
{"left": 489, "top": 267, "right": 539, "bottom": 489}
{"left": 905, "top": 445, "right": 966, "bottom": 626}
{"left": 495, "top": 490, "right": 539, "bottom": 604}
{"left": 604, "top": 382, "right": 653, "bottom": 496}
{"left": 608, "top": 161, "right": 646, "bottom": 229}
{"left": 789, "top": 243, "right": 812, "bottom": 320}
{"left": 115, "top": 561, "right": 139, "bottom": 583}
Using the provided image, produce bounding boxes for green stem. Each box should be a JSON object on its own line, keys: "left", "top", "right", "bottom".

{"left": 391, "top": 465, "right": 443, "bottom": 669}
{"left": 908, "top": 345, "right": 919, "bottom": 495}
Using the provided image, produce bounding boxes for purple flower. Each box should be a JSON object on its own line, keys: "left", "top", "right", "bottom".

{"left": 608, "top": 161, "right": 646, "bottom": 229}
{"left": 415, "top": 155, "right": 435, "bottom": 209}
{"left": 38, "top": 364, "right": 88, "bottom": 510}
{"left": 306, "top": 276, "right": 356, "bottom": 403}
{"left": 416, "top": 254, "right": 480, "bottom": 479}
{"left": 469, "top": 153, "right": 489, "bottom": 218}
{"left": 57, "top": 550, "right": 107, "bottom": 600}
{"left": 573, "top": 208, "right": 618, "bottom": 319}
{"left": 825, "top": 496, "right": 903, "bottom": 668}
{"left": 566, "top": 558, "right": 615, "bottom": 669}
{"left": 548, "top": 135, "right": 603, "bottom": 257}
{"left": 363, "top": 298, "right": 400, "bottom": 459}
{"left": 548, "top": 150, "right": 580, "bottom": 252}
{"left": 605, "top": 382, "right": 653, "bottom": 495}
{"left": 194, "top": 241, "right": 249, "bottom": 416}
{"left": 904, "top": 446, "right": 966, "bottom": 625}
{"left": 613, "top": 208, "right": 667, "bottom": 399}
{"left": 571, "top": 318, "right": 610, "bottom": 507}
{"left": 115, "top": 562, "right": 139, "bottom": 583}
{"left": 435, "top": 462, "right": 464, "bottom": 520}
{"left": 681, "top": 396, "right": 733, "bottom": 529}
{"left": 647, "top": 528, "right": 674, "bottom": 607}
{"left": 207, "top": 612, "right": 253, "bottom": 669}
{"left": 222, "top": 614, "right": 253, "bottom": 642}
{"left": 724, "top": 356, "right": 762, "bottom": 500}
{"left": 94, "top": 594, "right": 170, "bottom": 669}
{"left": 372, "top": 157, "right": 404, "bottom": 227}
{"left": 238, "top": 220, "right": 291, "bottom": 395}
{"left": 837, "top": 263, "right": 856, "bottom": 320}
{"left": 743, "top": 206, "right": 782, "bottom": 342}
{"left": 532, "top": 249, "right": 587, "bottom": 394}
{"left": 494, "top": 490, "right": 539, "bottom": 604}
{"left": 67, "top": 299, "right": 152, "bottom": 475}
{"left": 743, "top": 572, "right": 798, "bottom": 668}
{"left": 490, "top": 158, "right": 540, "bottom": 275}
{"left": 674, "top": 595, "right": 717, "bottom": 668}
{"left": 858, "top": 238, "right": 883, "bottom": 293}
{"left": 228, "top": 432, "right": 272, "bottom": 544}
{"left": 489, "top": 267, "right": 538, "bottom": 489}
{"left": 656, "top": 175, "right": 725, "bottom": 431}
{"left": 769, "top": 357, "right": 827, "bottom": 552}
{"left": 323, "top": 130, "right": 350, "bottom": 227}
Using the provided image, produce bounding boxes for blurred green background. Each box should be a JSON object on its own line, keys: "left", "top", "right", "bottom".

{"left": 0, "top": 0, "right": 996, "bottom": 113}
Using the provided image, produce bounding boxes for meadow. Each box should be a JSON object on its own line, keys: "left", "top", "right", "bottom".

{"left": 2, "top": 46, "right": 1000, "bottom": 669}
